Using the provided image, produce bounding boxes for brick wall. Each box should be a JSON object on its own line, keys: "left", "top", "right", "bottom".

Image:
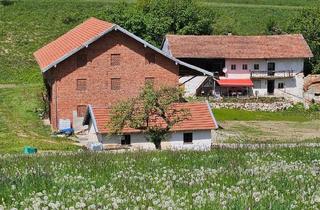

{"left": 44, "top": 31, "right": 179, "bottom": 129}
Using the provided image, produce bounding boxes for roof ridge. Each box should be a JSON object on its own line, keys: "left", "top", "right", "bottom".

{"left": 167, "top": 34, "right": 304, "bottom": 38}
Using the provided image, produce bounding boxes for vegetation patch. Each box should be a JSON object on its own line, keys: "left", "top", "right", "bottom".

{"left": 214, "top": 108, "right": 319, "bottom": 122}
{"left": 1, "top": 148, "right": 320, "bottom": 209}
{"left": 0, "top": 86, "right": 78, "bottom": 153}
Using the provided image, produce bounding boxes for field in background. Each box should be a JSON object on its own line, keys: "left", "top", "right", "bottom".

{"left": 1, "top": 148, "right": 320, "bottom": 209}
{"left": 213, "top": 108, "right": 319, "bottom": 121}
{"left": 203, "top": 0, "right": 318, "bottom": 7}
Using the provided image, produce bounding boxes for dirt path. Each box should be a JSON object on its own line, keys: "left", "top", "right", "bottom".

{"left": 217, "top": 120, "right": 320, "bottom": 143}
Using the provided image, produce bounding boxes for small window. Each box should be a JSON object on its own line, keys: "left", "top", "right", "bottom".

{"left": 145, "top": 77, "right": 155, "bottom": 86}
{"left": 77, "top": 105, "right": 87, "bottom": 117}
{"left": 315, "top": 93, "right": 320, "bottom": 96}
{"left": 111, "top": 54, "right": 121, "bottom": 66}
{"left": 76, "top": 79, "right": 87, "bottom": 91}
{"left": 254, "top": 64, "right": 259, "bottom": 70}
{"left": 242, "top": 64, "right": 248, "bottom": 70}
{"left": 278, "top": 82, "right": 284, "bottom": 89}
{"left": 183, "top": 133, "right": 193, "bottom": 143}
{"left": 121, "top": 135, "right": 131, "bottom": 145}
{"left": 111, "top": 78, "right": 120, "bottom": 90}
{"left": 77, "top": 54, "right": 87, "bottom": 67}
{"left": 231, "top": 64, "right": 236, "bottom": 70}
{"left": 145, "top": 53, "right": 155, "bottom": 64}
{"left": 253, "top": 80, "right": 261, "bottom": 89}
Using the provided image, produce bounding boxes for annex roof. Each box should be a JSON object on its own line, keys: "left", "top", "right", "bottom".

{"left": 83, "top": 102, "right": 218, "bottom": 134}
{"left": 164, "top": 34, "right": 313, "bottom": 59}
{"left": 217, "top": 79, "right": 254, "bottom": 87}
{"left": 34, "top": 17, "right": 213, "bottom": 76}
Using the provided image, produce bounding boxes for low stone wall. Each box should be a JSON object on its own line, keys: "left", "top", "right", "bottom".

{"left": 211, "top": 101, "right": 293, "bottom": 112}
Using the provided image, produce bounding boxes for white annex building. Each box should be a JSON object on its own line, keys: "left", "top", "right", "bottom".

{"left": 83, "top": 102, "right": 218, "bottom": 151}
{"left": 162, "top": 34, "right": 313, "bottom": 101}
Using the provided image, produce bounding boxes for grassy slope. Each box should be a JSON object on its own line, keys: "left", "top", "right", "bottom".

{"left": 1, "top": 148, "right": 320, "bottom": 208}
{"left": 0, "top": 85, "right": 78, "bottom": 153}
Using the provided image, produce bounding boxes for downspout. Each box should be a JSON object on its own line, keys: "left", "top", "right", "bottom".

{"left": 55, "top": 80, "right": 58, "bottom": 130}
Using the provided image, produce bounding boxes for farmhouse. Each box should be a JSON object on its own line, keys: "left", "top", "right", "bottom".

{"left": 83, "top": 102, "right": 218, "bottom": 150}
{"left": 34, "top": 18, "right": 212, "bottom": 130}
{"left": 162, "top": 34, "right": 313, "bottom": 101}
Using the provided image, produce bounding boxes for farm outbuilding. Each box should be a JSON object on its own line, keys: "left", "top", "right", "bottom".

{"left": 83, "top": 102, "right": 218, "bottom": 151}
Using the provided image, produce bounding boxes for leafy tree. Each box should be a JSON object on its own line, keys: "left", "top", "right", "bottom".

{"left": 102, "top": 0, "right": 214, "bottom": 46}
{"left": 0, "top": 0, "right": 14, "bottom": 6}
{"left": 265, "top": 19, "right": 283, "bottom": 35}
{"left": 108, "top": 84, "right": 190, "bottom": 149}
{"left": 288, "top": 7, "right": 320, "bottom": 74}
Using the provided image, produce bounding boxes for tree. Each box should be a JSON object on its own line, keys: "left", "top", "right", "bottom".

{"left": 102, "top": 0, "right": 214, "bottom": 46}
{"left": 265, "top": 19, "right": 283, "bottom": 35}
{"left": 287, "top": 7, "right": 320, "bottom": 74}
{"left": 108, "top": 84, "right": 190, "bottom": 149}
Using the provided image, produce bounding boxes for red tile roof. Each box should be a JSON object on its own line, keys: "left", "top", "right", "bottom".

{"left": 86, "top": 102, "right": 218, "bottom": 134}
{"left": 165, "top": 34, "right": 313, "bottom": 59}
{"left": 217, "top": 79, "right": 254, "bottom": 87}
{"left": 34, "top": 17, "right": 114, "bottom": 71}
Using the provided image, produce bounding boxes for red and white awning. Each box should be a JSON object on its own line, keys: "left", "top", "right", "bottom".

{"left": 217, "top": 79, "right": 254, "bottom": 87}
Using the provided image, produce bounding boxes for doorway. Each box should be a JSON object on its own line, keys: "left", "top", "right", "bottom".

{"left": 267, "top": 80, "right": 275, "bottom": 95}
{"left": 268, "top": 62, "right": 275, "bottom": 76}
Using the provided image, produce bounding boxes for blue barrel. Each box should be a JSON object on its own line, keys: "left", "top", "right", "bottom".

{"left": 23, "top": 146, "right": 37, "bottom": 154}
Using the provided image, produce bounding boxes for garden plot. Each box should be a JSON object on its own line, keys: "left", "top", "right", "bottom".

{"left": 1, "top": 148, "right": 320, "bottom": 209}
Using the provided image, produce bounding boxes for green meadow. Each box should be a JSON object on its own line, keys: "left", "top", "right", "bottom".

{"left": 1, "top": 148, "right": 320, "bottom": 209}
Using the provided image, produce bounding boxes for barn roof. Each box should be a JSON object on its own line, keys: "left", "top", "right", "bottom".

{"left": 83, "top": 102, "right": 218, "bottom": 134}
{"left": 34, "top": 17, "right": 213, "bottom": 76}
{"left": 164, "top": 34, "right": 313, "bottom": 59}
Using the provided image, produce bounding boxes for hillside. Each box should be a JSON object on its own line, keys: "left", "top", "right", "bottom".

{"left": 0, "top": 0, "right": 309, "bottom": 84}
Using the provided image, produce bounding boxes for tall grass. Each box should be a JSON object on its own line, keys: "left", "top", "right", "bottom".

{"left": 1, "top": 148, "right": 320, "bottom": 209}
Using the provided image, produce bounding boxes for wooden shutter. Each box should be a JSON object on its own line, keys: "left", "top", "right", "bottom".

{"left": 76, "top": 79, "right": 87, "bottom": 91}
{"left": 111, "top": 54, "right": 120, "bottom": 66}
{"left": 111, "top": 78, "right": 121, "bottom": 90}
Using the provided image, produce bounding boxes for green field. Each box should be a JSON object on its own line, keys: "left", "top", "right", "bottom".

{"left": 213, "top": 108, "right": 319, "bottom": 121}
{"left": 1, "top": 148, "right": 320, "bottom": 209}
{"left": 0, "top": 85, "right": 78, "bottom": 153}
{"left": 203, "top": 0, "right": 318, "bottom": 7}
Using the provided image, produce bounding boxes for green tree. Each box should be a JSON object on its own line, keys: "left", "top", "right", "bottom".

{"left": 108, "top": 84, "right": 190, "bottom": 149}
{"left": 265, "top": 19, "right": 283, "bottom": 35}
{"left": 288, "top": 7, "right": 320, "bottom": 74}
{"left": 102, "top": 0, "right": 214, "bottom": 46}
